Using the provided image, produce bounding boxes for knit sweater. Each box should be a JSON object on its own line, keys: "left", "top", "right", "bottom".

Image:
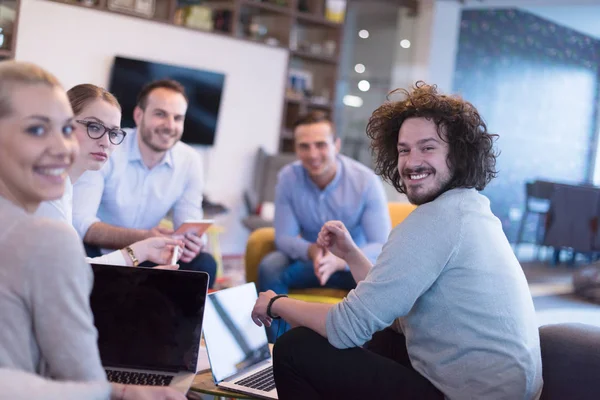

{"left": 0, "top": 196, "right": 106, "bottom": 381}
{"left": 327, "top": 188, "right": 543, "bottom": 399}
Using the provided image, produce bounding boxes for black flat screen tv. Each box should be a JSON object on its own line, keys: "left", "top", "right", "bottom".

{"left": 108, "top": 56, "right": 225, "bottom": 146}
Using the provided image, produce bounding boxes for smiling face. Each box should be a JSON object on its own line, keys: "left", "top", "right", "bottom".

{"left": 73, "top": 98, "right": 122, "bottom": 172}
{"left": 294, "top": 121, "right": 341, "bottom": 189}
{"left": 397, "top": 117, "right": 453, "bottom": 205}
{"left": 0, "top": 83, "right": 78, "bottom": 212}
{"left": 134, "top": 87, "right": 187, "bottom": 154}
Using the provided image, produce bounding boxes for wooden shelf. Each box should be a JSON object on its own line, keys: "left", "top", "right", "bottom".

{"left": 290, "top": 49, "right": 338, "bottom": 64}
{"left": 239, "top": 0, "right": 291, "bottom": 15}
{"left": 295, "top": 11, "right": 342, "bottom": 29}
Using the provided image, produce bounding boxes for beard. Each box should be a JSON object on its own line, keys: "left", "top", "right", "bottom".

{"left": 401, "top": 166, "right": 453, "bottom": 205}
{"left": 139, "top": 122, "right": 179, "bottom": 153}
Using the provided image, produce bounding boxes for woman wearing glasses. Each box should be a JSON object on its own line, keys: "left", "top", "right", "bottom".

{"left": 37, "top": 84, "right": 181, "bottom": 267}
{"left": 0, "top": 61, "right": 185, "bottom": 399}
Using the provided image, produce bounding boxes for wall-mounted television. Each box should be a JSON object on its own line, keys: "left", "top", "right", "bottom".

{"left": 108, "top": 56, "right": 226, "bottom": 146}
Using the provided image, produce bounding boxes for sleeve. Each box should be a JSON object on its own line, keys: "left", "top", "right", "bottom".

{"left": 0, "top": 368, "right": 111, "bottom": 400}
{"left": 86, "top": 250, "right": 127, "bottom": 266}
{"left": 72, "top": 169, "right": 105, "bottom": 239}
{"left": 325, "top": 206, "right": 461, "bottom": 348}
{"left": 173, "top": 151, "right": 204, "bottom": 229}
{"left": 24, "top": 220, "right": 106, "bottom": 381}
{"left": 357, "top": 175, "right": 392, "bottom": 263}
{"left": 273, "top": 169, "right": 312, "bottom": 261}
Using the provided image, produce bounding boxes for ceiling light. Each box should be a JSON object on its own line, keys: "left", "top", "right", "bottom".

{"left": 354, "top": 63, "right": 366, "bottom": 73}
{"left": 343, "top": 95, "right": 363, "bottom": 108}
{"left": 358, "top": 29, "right": 369, "bottom": 39}
{"left": 400, "top": 39, "right": 411, "bottom": 49}
{"left": 358, "top": 80, "right": 370, "bottom": 92}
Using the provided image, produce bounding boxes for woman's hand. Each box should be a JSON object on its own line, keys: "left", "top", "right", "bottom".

{"left": 251, "top": 290, "right": 277, "bottom": 328}
{"left": 316, "top": 221, "right": 359, "bottom": 261}
{"left": 129, "top": 237, "right": 184, "bottom": 265}
{"left": 111, "top": 383, "right": 187, "bottom": 400}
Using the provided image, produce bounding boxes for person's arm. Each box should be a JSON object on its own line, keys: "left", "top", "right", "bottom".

{"left": 273, "top": 170, "right": 312, "bottom": 261}
{"left": 0, "top": 368, "right": 111, "bottom": 400}
{"left": 25, "top": 220, "right": 106, "bottom": 380}
{"left": 83, "top": 222, "right": 153, "bottom": 250}
{"left": 357, "top": 175, "right": 392, "bottom": 263}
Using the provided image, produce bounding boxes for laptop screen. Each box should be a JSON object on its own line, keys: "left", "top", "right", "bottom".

{"left": 203, "top": 283, "right": 271, "bottom": 383}
{"left": 89, "top": 264, "right": 208, "bottom": 373}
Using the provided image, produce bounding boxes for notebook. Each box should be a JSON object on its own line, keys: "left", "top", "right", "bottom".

{"left": 203, "top": 282, "right": 278, "bottom": 399}
{"left": 89, "top": 264, "right": 209, "bottom": 394}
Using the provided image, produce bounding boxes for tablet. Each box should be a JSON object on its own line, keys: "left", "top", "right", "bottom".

{"left": 174, "top": 220, "right": 214, "bottom": 237}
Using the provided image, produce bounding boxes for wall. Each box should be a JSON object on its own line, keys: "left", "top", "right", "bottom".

{"left": 453, "top": 8, "right": 600, "bottom": 241}
{"left": 16, "top": 0, "right": 289, "bottom": 254}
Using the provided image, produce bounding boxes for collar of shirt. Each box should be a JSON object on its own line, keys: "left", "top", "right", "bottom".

{"left": 126, "top": 128, "right": 174, "bottom": 169}
{"left": 302, "top": 156, "right": 344, "bottom": 194}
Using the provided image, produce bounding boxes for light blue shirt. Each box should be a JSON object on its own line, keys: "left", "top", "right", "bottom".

{"left": 327, "top": 188, "right": 543, "bottom": 399}
{"left": 274, "top": 154, "right": 390, "bottom": 263}
{"left": 72, "top": 128, "right": 204, "bottom": 239}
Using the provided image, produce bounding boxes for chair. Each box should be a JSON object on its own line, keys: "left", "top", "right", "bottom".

{"left": 515, "top": 180, "right": 556, "bottom": 259}
{"left": 539, "top": 323, "right": 600, "bottom": 399}
{"left": 244, "top": 202, "right": 417, "bottom": 303}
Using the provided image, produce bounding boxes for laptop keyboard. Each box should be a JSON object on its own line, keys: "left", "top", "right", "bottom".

{"left": 105, "top": 369, "right": 174, "bottom": 386}
{"left": 235, "top": 366, "right": 276, "bottom": 392}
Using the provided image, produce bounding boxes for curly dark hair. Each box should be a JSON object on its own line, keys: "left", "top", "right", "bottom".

{"left": 366, "top": 81, "right": 498, "bottom": 194}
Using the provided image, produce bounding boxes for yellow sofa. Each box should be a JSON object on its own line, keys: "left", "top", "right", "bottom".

{"left": 244, "top": 202, "right": 417, "bottom": 303}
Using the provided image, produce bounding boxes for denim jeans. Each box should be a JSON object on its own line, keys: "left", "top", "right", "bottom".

{"left": 258, "top": 251, "right": 356, "bottom": 342}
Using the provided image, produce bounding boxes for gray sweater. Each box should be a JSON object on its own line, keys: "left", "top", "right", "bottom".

{"left": 327, "top": 188, "right": 543, "bottom": 400}
{"left": 0, "top": 196, "right": 106, "bottom": 381}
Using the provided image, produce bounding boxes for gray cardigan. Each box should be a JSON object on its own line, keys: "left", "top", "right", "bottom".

{"left": 0, "top": 196, "right": 106, "bottom": 381}
{"left": 327, "top": 188, "right": 543, "bottom": 400}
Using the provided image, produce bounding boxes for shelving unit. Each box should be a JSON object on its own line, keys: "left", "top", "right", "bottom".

{"left": 22, "top": 0, "right": 345, "bottom": 152}
{"left": 0, "top": 0, "right": 20, "bottom": 60}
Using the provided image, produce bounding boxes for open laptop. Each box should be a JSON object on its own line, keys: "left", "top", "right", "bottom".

{"left": 89, "top": 264, "right": 209, "bottom": 394}
{"left": 203, "top": 282, "right": 278, "bottom": 399}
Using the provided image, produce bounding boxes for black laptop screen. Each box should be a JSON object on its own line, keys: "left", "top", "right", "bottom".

{"left": 89, "top": 264, "right": 208, "bottom": 373}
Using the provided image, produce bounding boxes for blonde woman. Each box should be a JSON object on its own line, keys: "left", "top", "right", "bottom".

{"left": 0, "top": 60, "right": 185, "bottom": 400}
{"left": 36, "top": 83, "right": 181, "bottom": 267}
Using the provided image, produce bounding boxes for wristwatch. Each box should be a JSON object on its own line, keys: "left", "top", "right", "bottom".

{"left": 267, "top": 294, "right": 288, "bottom": 319}
{"left": 125, "top": 246, "right": 139, "bottom": 267}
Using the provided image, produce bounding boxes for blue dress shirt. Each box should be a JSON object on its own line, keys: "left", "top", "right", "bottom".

{"left": 72, "top": 128, "right": 204, "bottom": 238}
{"left": 274, "top": 154, "right": 390, "bottom": 263}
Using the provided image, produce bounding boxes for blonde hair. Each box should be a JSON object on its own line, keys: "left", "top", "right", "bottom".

{"left": 0, "top": 61, "right": 62, "bottom": 119}
{"left": 67, "top": 83, "right": 121, "bottom": 116}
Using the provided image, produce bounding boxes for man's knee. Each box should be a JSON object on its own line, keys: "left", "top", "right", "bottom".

{"left": 274, "top": 327, "right": 323, "bottom": 366}
{"left": 258, "top": 251, "right": 290, "bottom": 277}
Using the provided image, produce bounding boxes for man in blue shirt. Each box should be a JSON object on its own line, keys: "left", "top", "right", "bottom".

{"left": 258, "top": 111, "right": 391, "bottom": 340}
{"left": 72, "top": 79, "right": 217, "bottom": 286}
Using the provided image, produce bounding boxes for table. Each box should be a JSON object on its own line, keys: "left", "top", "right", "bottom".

{"left": 190, "top": 370, "right": 261, "bottom": 400}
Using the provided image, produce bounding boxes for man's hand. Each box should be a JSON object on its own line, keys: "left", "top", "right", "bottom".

{"left": 317, "top": 221, "right": 359, "bottom": 260}
{"left": 315, "top": 251, "right": 346, "bottom": 286}
{"left": 251, "top": 290, "right": 277, "bottom": 328}
{"left": 111, "top": 383, "right": 187, "bottom": 400}
{"left": 148, "top": 226, "right": 174, "bottom": 238}
{"left": 177, "top": 233, "right": 205, "bottom": 263}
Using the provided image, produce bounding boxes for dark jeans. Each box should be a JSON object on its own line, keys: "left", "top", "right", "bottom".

{"left": 85, "top": 244, "right": 217, "bottom": 288}
{"left": 272, "top": 327, "right": 444, "bottom": 400}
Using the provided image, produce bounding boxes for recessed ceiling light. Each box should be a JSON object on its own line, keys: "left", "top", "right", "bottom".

{"left": 358, "top": 29, "right": 369, "bottom": 39}
{"left": 343, "top": 95, "right": 363, "bottom": 108}
{"left": 358, "top": 80, "right": 370, "bottom": 92}
{"left": 354, "top": 63, "right": 366, "bottom": 73}
{"left": 400, "top": 39, "right": 411, "bottom": 49}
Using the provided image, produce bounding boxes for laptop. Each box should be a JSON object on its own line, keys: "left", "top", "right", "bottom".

{"left": 89, "top": 264, "right": 209, "bottom": 394}
{"left": 203, "top": 282, "right": 278, "bottom": 399}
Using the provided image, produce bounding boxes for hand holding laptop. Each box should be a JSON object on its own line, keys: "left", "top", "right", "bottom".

{"left": 111, "top": 383, "right": 187, "bottom": 399}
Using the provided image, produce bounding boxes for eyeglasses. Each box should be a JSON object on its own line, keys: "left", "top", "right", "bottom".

{"left": 76, "top": 120, "right": 127, "bottom": 145}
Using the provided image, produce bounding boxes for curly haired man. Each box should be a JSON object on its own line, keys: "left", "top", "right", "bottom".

{"left": 251, "top": 82, "right": 543, "bottom": 400}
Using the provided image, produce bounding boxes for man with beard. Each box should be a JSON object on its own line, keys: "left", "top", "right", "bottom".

{"left": 72, "top": 79, "right": 217, "bottom": 285}
{"left": 250, "top": 82, "right": 543, "bottom": 399}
